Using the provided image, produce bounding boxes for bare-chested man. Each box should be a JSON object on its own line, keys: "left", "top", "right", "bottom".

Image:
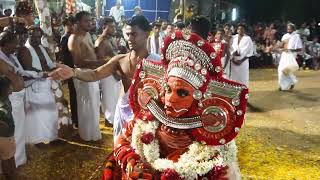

{"left": 95, "top": 17, "right": 120, "bottom": 127}
{"left": 50, "top": 15, "right": 160, "bottom": 141}
{"left": 67, "top": 11, "right": 105, "bottom": 141}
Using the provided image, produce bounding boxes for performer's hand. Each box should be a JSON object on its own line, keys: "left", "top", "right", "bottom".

{"left": 48, "top": 63, "right": 74, "bottom": 81}
{"left": 129, "top": 162, "right": 154, "bottom": 180}
{"left": 126, "top": 158, "right": 135, "bottom": 177}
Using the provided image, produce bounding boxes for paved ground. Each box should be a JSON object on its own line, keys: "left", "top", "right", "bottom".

{"left": 1, "top": 68, "right": 319, "bottom": 180}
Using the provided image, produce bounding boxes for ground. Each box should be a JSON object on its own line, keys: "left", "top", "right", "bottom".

{"left": 1, "top": 69, "right": 320, "bottom": 180}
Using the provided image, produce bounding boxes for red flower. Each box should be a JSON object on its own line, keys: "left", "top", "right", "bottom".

{"left": 140, "top": 132, "right": 154, "bottom": 144}
{"left": 161, "top": 169, "right": 182, "bottom": 180}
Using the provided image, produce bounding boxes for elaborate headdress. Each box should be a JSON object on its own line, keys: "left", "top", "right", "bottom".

{"left": 129, "top": 31, "right": 248, "bottom": 145}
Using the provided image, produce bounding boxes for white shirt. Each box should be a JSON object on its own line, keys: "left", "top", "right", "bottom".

{"left": 282, "top": 32, "right": 303, "bottom": 50}
{"left": 109, "top": 6, "right": 125, "bottom": 23}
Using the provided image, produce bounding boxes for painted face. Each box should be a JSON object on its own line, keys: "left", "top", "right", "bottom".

{"left": 164, "top": 76, "right": 195, "bottom": 118}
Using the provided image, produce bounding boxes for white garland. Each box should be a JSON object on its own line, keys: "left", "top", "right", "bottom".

{"left": 131, "top": 119, "right": 224, "bottom": 179}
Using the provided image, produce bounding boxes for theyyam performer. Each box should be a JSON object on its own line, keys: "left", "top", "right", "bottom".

{"left": 101, "top": 31, "right": 249, "bottom": 179}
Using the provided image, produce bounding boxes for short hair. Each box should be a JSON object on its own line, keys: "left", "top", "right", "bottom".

{"left": 101, "top": 16, "right": 115, "bottom": 26}
{"left": 166, "top": 23, "right": 174, "bottom": 27}
{"left": 151, "top": 20, "right": 162, "bottom": 27}
{"left": 27, "top": 25, "right": 43, "bottom": 35}
{"left": 125, "top": 15, "right": 152, "bottom": 32}
{"left": 75, "top": 11, "right": 91, "bottom": 22}
{"left": 175, "top": 22, "right": 186, "bottom": 30}
{"left": 224, "top": 23, "right": 230, "bottom": 28}
{"left": 213, "top": 28, "right": 224, "bottom": 35}
{"left": 190, "top": 16, "right": 211, "bottom": 39}
{"left": 287, "top": 23, "right": 296, "bottom": 30}
{"left": 4, "top": 9, "right": 12, "bottom": 14}
{"left": 62, "top": 15, "right": 75, "bottom": 26}
{"left": 237, "top": 23, "right": 247, "bottom": 30}
{"left": 0, "top": 31, "right": 17, "bottom": 46}
{"left": 134, "top": 6, "right": 142, "bottom": 11}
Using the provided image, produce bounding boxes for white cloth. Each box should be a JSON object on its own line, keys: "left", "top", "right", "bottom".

{"left": 25, "top": 40, "right": 55, "bottom": 71}
{"left": 113, "top": 90, "right": 132, "bottom": 142}
{"left": 229, "top": 34, "right": 254, "bottom": 86}
{"left": 73, "top": 79, "right": 102, "bottom": 141}
{"left": 227, "top": 161, "right": 241, "bottom": 179}
{"left": 113, "top": 53, "right": 161, "bottom": 142}
{"left": 0, "top": 50, "right": 27, "bottom": 167}
{"left": 9, "top": 90, "right": 26, "bottom": 167}
{"left": 109, "top": 6, "right": 125, "bottom": 23}
{"left": 100, "top": 76, "right": 121, "bottom": 124}
{"left": 282, "top": 32, "right": 303, "bottom": 50}
{"left": 222, "top": 56, "right": 231, "bottom": 78}
{"left": 149, "top": 34, "right": 163, "bottom": 55}
{"left": 25, "top": 79, "right": 58, "bottom": 144}
{"left": 24, "top": 46, "right": 59, "bottom": 144}
{"left": 278, "top": 32, "right": 302, "bottom": 90}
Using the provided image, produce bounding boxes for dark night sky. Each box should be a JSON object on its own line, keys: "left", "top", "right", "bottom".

{"left": 228, "top": 0, "right": 320, "bottom": 23}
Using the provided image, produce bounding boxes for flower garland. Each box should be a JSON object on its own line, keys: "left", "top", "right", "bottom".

{"left": 131, "top": 119, "right": 224, "bottom": 179}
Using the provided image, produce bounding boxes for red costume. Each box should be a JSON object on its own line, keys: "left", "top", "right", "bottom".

{"left": 102, "top": 31, "right": 248, "bottom": 180}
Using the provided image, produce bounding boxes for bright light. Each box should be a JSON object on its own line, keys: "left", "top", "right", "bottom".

{"left": 232, "top": 8, "right": 237, "bottom": 21}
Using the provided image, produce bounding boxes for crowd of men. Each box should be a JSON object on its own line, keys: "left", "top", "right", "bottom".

{"left": 0, "top": 1, "right": 319, "bottom": 179}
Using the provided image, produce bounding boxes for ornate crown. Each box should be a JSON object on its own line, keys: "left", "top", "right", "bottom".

{"left": 129, "top": 31, "right": 248, "bottom": 146}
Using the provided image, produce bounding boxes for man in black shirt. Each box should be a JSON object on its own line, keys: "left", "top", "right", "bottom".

{"left": 60, "top": 15, "right": 78, "bottom": 128}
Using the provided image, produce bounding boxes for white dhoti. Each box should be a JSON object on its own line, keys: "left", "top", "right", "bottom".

{"left": 100, "top": 76, "right": 121, "bottom": 124}
{"left": 9, "top": 89, "right": 27, "bottom": 167}
{"left": 229, "top": 60, "right": 249, "bottom": 87}
{"left": 113, "top": 91, "right": 133, "bottom": 142}
{"left": 73, "top": 79, "right": 101, "bottom": 141}
{"left": 25, "top": 79, "right": 59, "bottom": 144}
{"left": 278, "top": 32, "right": 302, "bottom": 91}
{"left": 222, "top": 56, "right": 231, "bottom": 79}
{"left": 220, "top": 140, "right": 241, "bottom": 179}
{"left": 278, "top": 52, "right": 298, "bottom": 90}
{"left": 229, "top": 34, "right": 254, "bottom": 87}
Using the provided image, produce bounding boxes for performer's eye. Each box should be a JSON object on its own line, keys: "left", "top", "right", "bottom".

{"left": 177, "top": 89, "right": 189, "bottom": 97}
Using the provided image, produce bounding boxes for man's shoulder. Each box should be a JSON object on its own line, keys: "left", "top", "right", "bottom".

{"left": 115, "top": 54, "right": 128, "bottom": 61}
{"left": 69, "top": 33, "right": 83, "bottom": 41}
{"left": 61, "top": 34, "right": 70, "bottom": 40}
{"left": 18, "top": 46, "right": 30, "bottom": 55}
{"left": 69, "top": 34, "right": 86, "bottom": 45}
